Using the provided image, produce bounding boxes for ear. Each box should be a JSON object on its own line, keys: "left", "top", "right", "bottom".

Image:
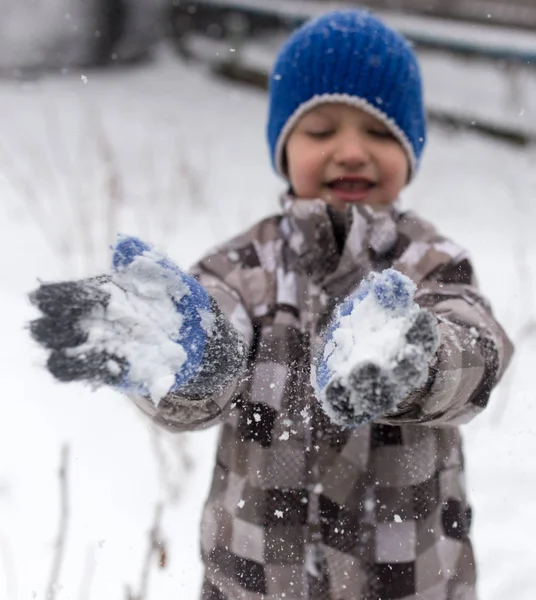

{"left": 404, "top": 152, "right": 412, "bottom": 184}
{"left": 281, "top": 147, "right": 289, "bottom": 177}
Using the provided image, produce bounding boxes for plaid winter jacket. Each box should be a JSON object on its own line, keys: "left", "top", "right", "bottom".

{"left": 130, "top": 196, "right": 513, "bottom": 600}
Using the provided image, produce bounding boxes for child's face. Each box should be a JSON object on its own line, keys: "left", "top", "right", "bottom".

{"left": 285, "top": 103, "right": 409, "bottom": 210}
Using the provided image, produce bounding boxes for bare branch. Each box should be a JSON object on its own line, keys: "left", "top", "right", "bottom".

{"left": 77, "top": 545, "right": 96, "bottom": 600}
{"left": 0, "top": 139, "right": 61, "bottom": 261}
{"left": 45, "top": 444, "right": 70, "bottom": 600}
{"left": 128, "top": 502, "right": 167, "bottom": 600}
{"left": 149, "top": 425, "right": 192, "bottom": 505}
{"left": 91, "top": 111, "right": 124, "bottom": 266}
{"left": 139, "top": 503, "right": 165, "bottom": 600}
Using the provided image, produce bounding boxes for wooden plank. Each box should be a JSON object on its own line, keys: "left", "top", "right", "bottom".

{"left": 173, "top": 0, "right": 536, "bottom": 64}
{"left": 179, "top": 0, "right": 536, "bottom": 30}
{"left": 347, "top": 0, "right": 536, "bottom": 30}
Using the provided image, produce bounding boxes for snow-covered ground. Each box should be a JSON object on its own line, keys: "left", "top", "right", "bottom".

{"left": 0, "top": 45, "right": 535, "bottom": 599}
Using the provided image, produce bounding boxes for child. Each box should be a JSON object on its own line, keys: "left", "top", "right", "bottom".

{"left": 29, "top": 9, "right": 513, "bottom": 600}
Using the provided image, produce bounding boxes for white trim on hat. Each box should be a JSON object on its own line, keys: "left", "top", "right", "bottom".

{"left": 275, "top": 93, "right": 418, "bottom": 181}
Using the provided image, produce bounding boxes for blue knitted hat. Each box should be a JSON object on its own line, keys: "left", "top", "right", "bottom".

{"left": 267, "top": 9, "right": 426, "bottom": 180}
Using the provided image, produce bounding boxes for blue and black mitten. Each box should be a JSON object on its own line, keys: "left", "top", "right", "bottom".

{"left": 313, "top": 269, "right": 440, "bottom": 427}
{"left": 29, "top": 236, "right": 246, "bottom": 402}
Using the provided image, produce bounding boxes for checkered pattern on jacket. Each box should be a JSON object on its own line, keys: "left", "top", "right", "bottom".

{"left": 129, "top": 196, "right": 513, "bottom": 600}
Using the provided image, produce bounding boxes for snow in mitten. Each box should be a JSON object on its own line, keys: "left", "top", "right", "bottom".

{"left": 29, "top": 235, "right": 246, "bottom": 404}
{"left": 313, "top": 269, "right": 440, "bottom": 427}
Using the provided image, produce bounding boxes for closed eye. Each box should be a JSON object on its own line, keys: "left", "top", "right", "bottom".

{"left": 368, "top": 128, "right": 395, "bottom": 140}
{"left": 306, "top": 130, "right": 335, "bottom": 139}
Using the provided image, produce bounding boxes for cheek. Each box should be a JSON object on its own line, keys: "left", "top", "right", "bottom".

{"left": 382, "top": 152, "right": 409, "bottom": 192}
{"left": 292, "top": 156, "right": 317, "bottom": 182}
{"left": 287, "top": 142, "right": 323, "bottom": 193}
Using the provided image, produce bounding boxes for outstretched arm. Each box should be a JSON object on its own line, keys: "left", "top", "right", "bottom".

{"left": 30, "top": 236, "right": 249, "bottom": 431}
{"left": 313, "top": 263, "right": 513, "bottom": 427}
{"left": 387, "top": 256, "right": 514, "bottom": 426}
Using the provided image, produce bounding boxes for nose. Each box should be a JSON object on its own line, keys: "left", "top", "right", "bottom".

{"left": 333, "top": 130, "right": 370, "bottom": 168}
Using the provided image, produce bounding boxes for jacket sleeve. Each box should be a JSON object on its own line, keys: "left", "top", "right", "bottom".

{"left": 127, "top": 265, "right": 253, "bottom": 433}
{"left": 378, "top": 253, "right": 514, "bottom": 426}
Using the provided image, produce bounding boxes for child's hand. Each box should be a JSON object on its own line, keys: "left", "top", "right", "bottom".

{"left": 29, "top": 236, "right": 242, "bottom": 404}
{"left": 313, "top": 269, "right": 440, "bottom": 427}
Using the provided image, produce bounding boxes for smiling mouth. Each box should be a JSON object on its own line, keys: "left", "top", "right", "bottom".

{"left": 325, "top": 178, "right": 376, "bottom": 203}
{"left": 327, "top": 179, "right": 375, "bottom": 191}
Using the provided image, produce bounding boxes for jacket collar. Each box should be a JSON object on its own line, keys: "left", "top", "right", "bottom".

{"left": 279, "top": 194, "right": 399, "bottom": 286}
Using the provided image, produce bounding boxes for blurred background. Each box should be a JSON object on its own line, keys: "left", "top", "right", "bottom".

{"left": 0, "top": 1, "right": 535, "bottom": 599}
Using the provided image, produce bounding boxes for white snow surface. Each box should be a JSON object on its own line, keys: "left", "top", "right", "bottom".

{"left": 0, "top": 44, "right": 535, "bottom": 599}
{"left": 74, "top": 248, "right": 196, "bottom": 403}
{"left": 323, "top": 287, "right": 419, "bottom": 380}
{"left": 316, "top": 272, "right": 433, "bottom": 422}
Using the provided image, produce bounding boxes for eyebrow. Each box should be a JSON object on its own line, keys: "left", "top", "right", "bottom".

{"left": 302, "top": 110, "right": 333, "bottom": 122}
{"left": 311, "top": 107, "right": 336, "bottom": 118}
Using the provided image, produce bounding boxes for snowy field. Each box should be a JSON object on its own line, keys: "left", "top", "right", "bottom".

{"left": 0, "top": 46, "right": 535, "bottom": 599}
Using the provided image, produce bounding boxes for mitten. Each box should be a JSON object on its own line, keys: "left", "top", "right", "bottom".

{"left": 29, "top": 236, "right": 246, "bottom": 403}
{"left": 313, "top": 269, "right": 440, "bottom": 427}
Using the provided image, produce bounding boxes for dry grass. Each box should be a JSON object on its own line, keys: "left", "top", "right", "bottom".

{"left": 0, "top": 105, "right": 206, "bottom": 277}
{"left": 45, "top": 444, "right": 70, "bottom": 600}
{"left": 0, "top": 105, "right": 200, "bottom": 599}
